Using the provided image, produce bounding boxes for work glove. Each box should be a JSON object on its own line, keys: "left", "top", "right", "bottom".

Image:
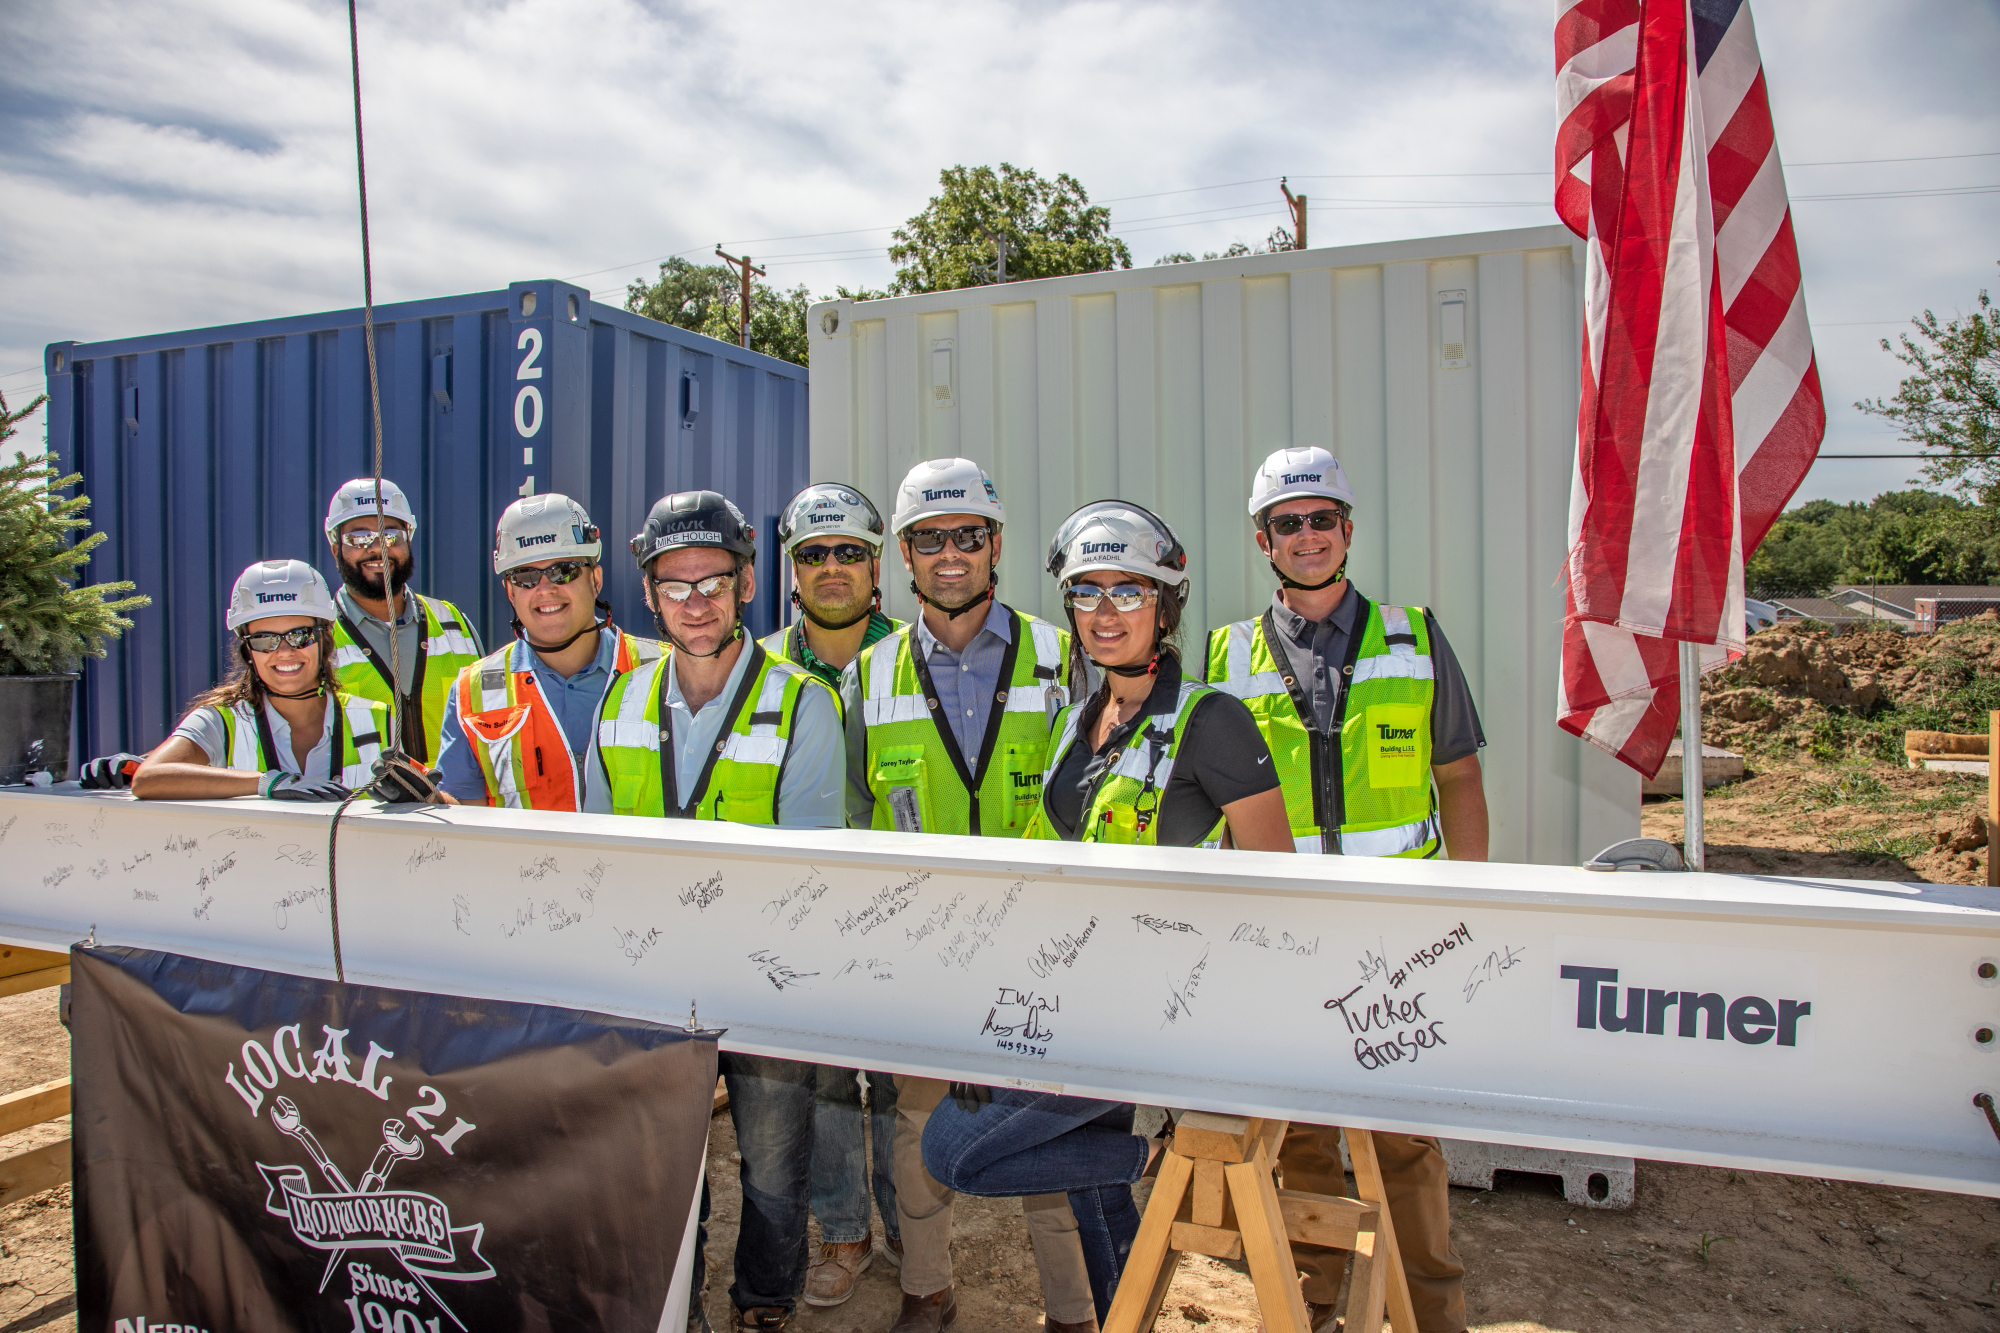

{"left": 370, "top": 755, "right": 443, "bottom": 805}
{"left": 260, "top": 772, "right": 351, "bottom": 803}
{"left": 948, "top": 1082, "right": 992, "bottom": 1114}
{"left": 80, "top": 753, "right": 146, "bottom": 790}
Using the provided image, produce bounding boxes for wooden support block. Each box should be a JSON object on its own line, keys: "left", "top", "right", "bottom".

{"left": 0, "top": 1078, "right": 70, "bottom": 1139}
{"left": 0, "top": 1139, "right": 71, "bottom": 1210}
{"left": 712, "top": 1077, "right": 729, "bottom": 1114}
{"left": 1278, "top": 1188, "right": 1375, "bottom": 1251}
{"left": 0, "top": 966, "right": 67, "bottom": 1001}
{"left": 1172, "top": 1111, "right": 1262, "bottom": 1162}
{"left": 1340, "top": 1223, "right": 1388, "bottom": 1333}
{"left": 1104, "top": 1149, "right": 1193, "bottom": 1333}
{"left": 1191, "top": 1158, "right": 1227, "bottom": 1226}
{"left": 1225, "top": 1153, "right": 1312, "bottom": 1333}
{"left": 1169, "top": 1220, "right": 1244, "bottom": 1260}
{"left": 0, "top": 946, "right": 67, "bottom": 980}
{"left": 1344, "top": 1129, "right": 1419, "bottom": 1333}
{"left": 1133, "top": 1249, "right": 1182, "bottom": 1333}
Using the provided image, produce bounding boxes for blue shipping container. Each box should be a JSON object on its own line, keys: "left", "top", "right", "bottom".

{"left": 45, "top": 279, "right": 809, "bottom": 761}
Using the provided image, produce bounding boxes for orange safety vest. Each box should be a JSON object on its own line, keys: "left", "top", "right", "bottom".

{"left": 455, "top": 631, "right": 663, "bottom": 810}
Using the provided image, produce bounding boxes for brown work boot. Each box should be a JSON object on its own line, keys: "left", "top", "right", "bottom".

{"left": 880, "top": 1236, "right": 904, "bottom": 1270}
{"left": 804, "top": 1236, "right": 877, "bottom": 1307}
{"left": 1045, "top": 1318, "right": 1100, "bottom": 1332}
{"left": 888, "top": 1285, "right": 957, "bottom": 1333}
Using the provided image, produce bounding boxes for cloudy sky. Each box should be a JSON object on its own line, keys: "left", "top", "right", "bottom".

{"left": 3, "top": 0, "right": 1995, "bottom": 502}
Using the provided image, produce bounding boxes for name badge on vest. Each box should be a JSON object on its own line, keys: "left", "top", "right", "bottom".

{"left": 888, "top": 787, "right": 924, "bottom": 834}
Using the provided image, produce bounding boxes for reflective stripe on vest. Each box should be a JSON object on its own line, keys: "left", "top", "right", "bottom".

{"left": 1025, "top": 678, "right": 1222, "bottom": 847}
{"left": 214, "top": 692, "right": 388, "bottom": 788}
{"left": 596, "top": 643, "right": 828, "bottom": 822}
{"left": 1204, "top": 600, "right": 1439, "bottom": 858}
{"left": 330, "top": 593, "right": 482, "bottom": 763}
{"left": 855, "top": 610, "right": 1068, "bottom": 838}
{"left": 454, "top": 632, "right": 663, "bottom": 811}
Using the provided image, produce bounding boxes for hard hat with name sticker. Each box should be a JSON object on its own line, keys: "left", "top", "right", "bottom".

{"left": 631, "top": 490, "right": 757, "bottom": 572}
{"left": 889, "top": 457, "right": 1006, "bottom": 534}
{"left": 324, "top": 477, "right": 418, "bottom": 546}
{"left": 1246, "top": 446, "right": 1356, "bottom": 519}
{"left": 1047, "top": 501, "right": 1190, "bottom": 603}
{"left": 225, "top": 559, "right": 340, "bottom": 631}
{"left": 776, "top": 483, "right": 886, "bottom": 552}
{"left": 492, "top": 494, "right": 602, "bottom": 574}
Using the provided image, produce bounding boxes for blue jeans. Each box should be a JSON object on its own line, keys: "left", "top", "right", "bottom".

{"left": 922, "top": 1092, "right": 1146, "bottom": 1320}
{"left": 812, "top": 1066, "right": 899, "bottom": 1244}
{"left": 720, "top": 1053, "right": 818, "bottom": 1312}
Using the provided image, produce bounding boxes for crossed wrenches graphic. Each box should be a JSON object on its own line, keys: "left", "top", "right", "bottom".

{"left": 268, "top": 1098, "right": 459, "bottom": 1326}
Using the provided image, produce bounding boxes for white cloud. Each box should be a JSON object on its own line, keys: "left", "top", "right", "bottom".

{"left": 1, "top": 0, "right": 1993, "bottom": 502}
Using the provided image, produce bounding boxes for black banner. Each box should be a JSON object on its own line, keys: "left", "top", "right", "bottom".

{"left": 72, "top": 945, "right": 716, "bottom": 1333}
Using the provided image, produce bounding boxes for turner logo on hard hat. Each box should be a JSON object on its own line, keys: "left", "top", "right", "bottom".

{"left": 257, "top": 592, "right": 300, "bottom": 604}
{"left": 1247, "top": 446, "right": 1356, "bottom": 518}
{"left": 491, "top": 494, "right": 601, "bottom": 574}
{"left": 227, "top": 560, "right": 340, "bottom": 630}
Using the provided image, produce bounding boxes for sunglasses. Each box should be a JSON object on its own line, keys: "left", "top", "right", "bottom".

{"left": 794, "top": 543, "right": 871, "bottom": 567}
{"left": 1265, "top": 508, "right": 1349, "bottom": 537}
{"left": 907, "top": 525, "right": 991, "bottom": 556}
{"left": 503, "top": 559, "right": 592, "bottom": 590}
{"left": 339, "top": 529, "right": 410, "bottom": 550}
{"left": 652, "top": 572, "right": 738, "bottom": 603}
{"left": 1064, "top": 584, "right": 1158, "bottom": 613}
{"left": 241, "top": 627, "right": 321, "bottom": 653}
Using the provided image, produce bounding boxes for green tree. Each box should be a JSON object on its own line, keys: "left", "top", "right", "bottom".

{"left": 625, "top": 256, "right": 814, "bottom": 366}
{"left": 888, "top": 164, "right": 1131, "bottom": 295}
{"left": 1856, "top": 265, "right": 2000, "bottom": 504}
{"left": 1745, "top": 488, "right": 1998, "bottom": 595}
{"left": 1154, "top": 226, "right": 1298, "bottom": 266}
{"left": 0, "top": 390, "right": 149, "bottom": 674}
{"left": 1745, "top": 517, "right": 1842, "bottom": 598}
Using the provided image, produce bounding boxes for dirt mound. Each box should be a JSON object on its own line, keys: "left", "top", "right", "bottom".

{"left": 1700, "top": 618, "right": 2000, "bottom": 762}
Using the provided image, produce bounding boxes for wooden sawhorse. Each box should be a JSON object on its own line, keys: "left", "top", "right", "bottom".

{"left": 1105, "top": 1113, "right": 1417, "bottom": 1333}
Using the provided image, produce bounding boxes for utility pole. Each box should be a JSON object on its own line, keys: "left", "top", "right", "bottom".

{"left": 715, "top": 246, "right": 766, "bottom": 349}
{"left": 1280, "top": 177, "right": 1308, "bottom": 251}
{"left": 976, "top": 224, "right": 1011, "bottom": 285}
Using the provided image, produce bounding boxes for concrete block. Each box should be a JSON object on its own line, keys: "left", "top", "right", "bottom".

{"left": 1641, "top": 740, "right": 1744, "bottom": 797}
{"left": 1336, "top": 1134, "right": 1635, "bottom": 1208}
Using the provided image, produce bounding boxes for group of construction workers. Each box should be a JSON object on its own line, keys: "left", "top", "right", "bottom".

{"left": 86, "top": 447, "right": 1489, "bottom": 1333}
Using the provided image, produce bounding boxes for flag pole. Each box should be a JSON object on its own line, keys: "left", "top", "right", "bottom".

{"left": 1679, "top": 640, "right": 1705, "bottom": 870}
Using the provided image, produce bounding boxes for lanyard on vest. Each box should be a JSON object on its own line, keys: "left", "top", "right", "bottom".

{"left": 1069, "top": 672, "right": 1180, "bottom": 839}
{"left": 1265, "top": 594, "right": 1370, "bottom": 846}
{"left": 253, "top": 696, "right": 344, "bottom": 775}
{"left": 337, "top": 603, "right": 431, "bottom": 761}
{"left": 659, "top": 640, "right": 770, "bottom": 818}
{"left": 906, "top": 608, "right": 1027, "bottom": 806}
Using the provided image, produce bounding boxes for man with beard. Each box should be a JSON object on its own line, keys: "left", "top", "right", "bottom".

{"left": 323, "top": 478, "right": 482, "bottom": 763}
{"left": 840, "top": 458, "right": 1094, "bottom": 1333}
{"left": 759, "top": 482, "right": 905, "bottom": 1312}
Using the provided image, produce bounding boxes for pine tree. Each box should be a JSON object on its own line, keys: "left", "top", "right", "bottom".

{"left": 0, "top": 390, "right": 149, "bottom": 674}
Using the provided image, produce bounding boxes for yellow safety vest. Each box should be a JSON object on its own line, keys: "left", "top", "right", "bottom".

{"left": 596, "top": 641, "right": 833, "bottom": 822}
{"left": 1024, "top": 676, "right": 1224, "bottom": 847}
{"left": 453, "top": 632, "right": 664, "bottom": 811}
{"left": 1205, "top": 598, "right": 1440, "bottom": 857}
{"left": 212, "top": 692, "right": 388, "bottom": 788}
{"left": 330, "top": 593, "right": 482, "bottom": 763}
{"left": 854, "top": 609, "right": 1068, "bottom": 837}
{"left": 759, "top": 613, "right": 905, "bottom": 702}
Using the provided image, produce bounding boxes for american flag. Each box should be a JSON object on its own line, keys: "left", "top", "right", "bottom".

{"left": 1554, "top": 0, "right": 1826, "bottom": 778}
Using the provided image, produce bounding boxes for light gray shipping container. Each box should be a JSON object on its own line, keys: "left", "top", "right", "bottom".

{"left": 807, "top": 224, "right": 1637, "bottom": 867}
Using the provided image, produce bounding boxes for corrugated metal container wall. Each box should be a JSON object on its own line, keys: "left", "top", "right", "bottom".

{"left": 808, "top": 225, "right": 1636, "bottom": 867}
{"left": 45, "top": 279, "right": 808, "bottom": 761}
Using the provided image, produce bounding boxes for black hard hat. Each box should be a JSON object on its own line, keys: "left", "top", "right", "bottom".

{"left": 631, "top": 490, "right": 757, "bottom": 570}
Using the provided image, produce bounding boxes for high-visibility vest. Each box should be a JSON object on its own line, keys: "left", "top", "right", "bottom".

{"left": 1023, "top": 676, "right": 1224, "bottom": 847}
{"left": 210, "top": 692, "right": 388, "bottom": 788}
{"left": 759, "top": 613, "right": 905, "bottom": 702}
{"left": 1205, "top": 598, "right": 1440, "bottom": 857}
{"left": 454, "top": 632, "right": 664, "bottom": 811}
{"left": 596, "top": 641, "right": 834, "bottom": 822}
{"left": 854, "top": 609, "right": 1068, "bottom": 837}
{"left": 330, "top": 593, "right": 482, "bottom": 764}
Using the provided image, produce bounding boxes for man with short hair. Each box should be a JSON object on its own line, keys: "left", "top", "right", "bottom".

{"left": 1206, "top": 446, "right": 1486, "bottom": 1333}
{"left": 842, "top": 458, "right": 1096, "bottom": 1333}
{"left": 322, "top": 478, "right": 482, "bottom": 763}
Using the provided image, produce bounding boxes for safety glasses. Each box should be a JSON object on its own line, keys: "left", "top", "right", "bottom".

{"left": 502, "top": 559, "right": 591, "bottom": 590}
{"left": 339, "top": 529, "right": 409, "bottom": 550}
{"left": 240, "top": 627, "right": 321, "bottom": 654}
{"left": 1265, "top": 508, "right": 1348, "bottom": 538}
{"left": 652, "top": 572, "right": 738, "bottom": 603}
{"left": 794, "top": 542, "right": 871, "bottom": 567}
{"left": 907, "top": 525, "right": 991, "bottom": 556}
{"left": 1064, "top": 584, "right": 1158, "bottom": 614}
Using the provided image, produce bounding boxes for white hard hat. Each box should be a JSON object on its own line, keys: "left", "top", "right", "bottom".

{"left": 1047, "top": 501, "right": 1190, "bottom": 603}
{"left": 325, "top": 477, "right": 417, "bottom": 546}
{"left": 1247, "top": 447, "right": 1356, "bottom": 519}
{"left": 493, "top": 493, "right": 602, "bottom": 574}
{"left": 777, "top": 483, "right": 887, "bottom": 552}
{"left": 890, "top": 458, "right": 1005, "bottom": 534}
{"left": 226, "top": 559, "right": 339, "bottom": 631}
